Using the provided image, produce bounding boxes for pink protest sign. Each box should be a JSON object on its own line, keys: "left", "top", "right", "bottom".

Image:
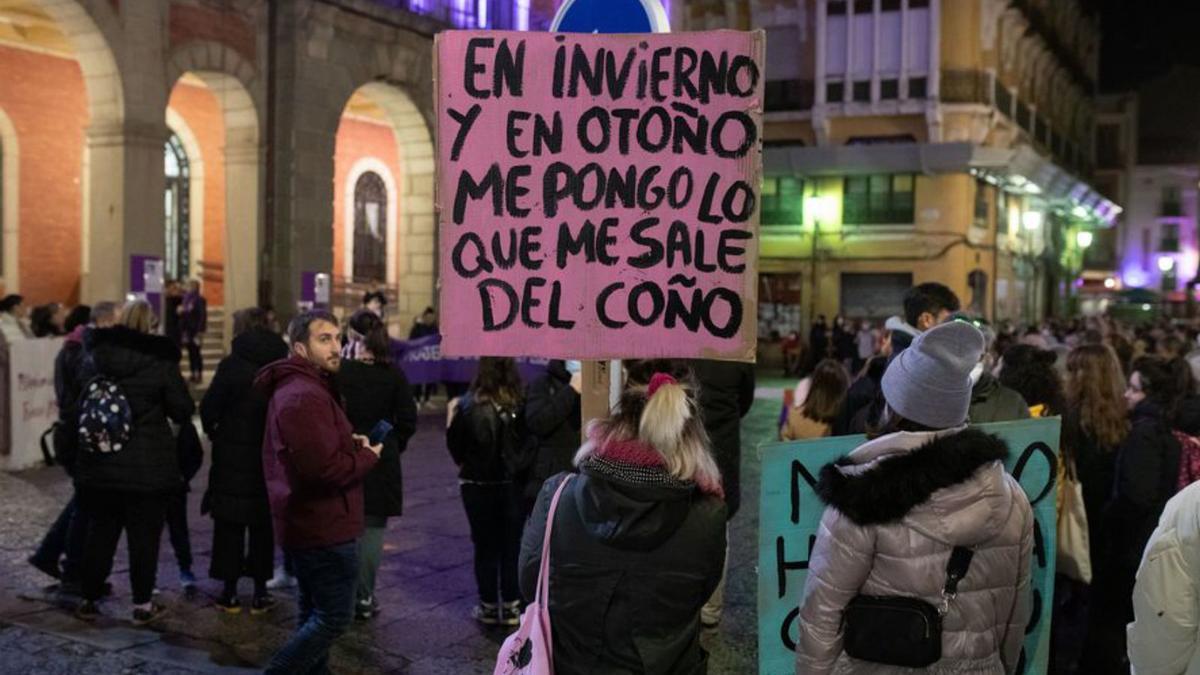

{"left": 435, "top": 30, "right": 763, "bottom": 361}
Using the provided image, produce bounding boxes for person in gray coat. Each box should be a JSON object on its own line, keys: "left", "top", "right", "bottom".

{"left": 796, "top": 321, "right": 1034, "bottom": 674}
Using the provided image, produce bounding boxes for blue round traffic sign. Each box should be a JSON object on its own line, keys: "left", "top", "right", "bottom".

{"left": 550, "top": 0, "right": 670, "bottom": 33}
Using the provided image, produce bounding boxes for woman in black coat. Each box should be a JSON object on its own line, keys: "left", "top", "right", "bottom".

{"left": 74, "top": 300, "right": 195, "bottom": 625}
{"left": 522, "top": 359, "right": 581, "bottom": 511}
{"left": 1082, "top": 355, "right": 1184, "bottom": 674}
{"left": 200, "top": 308, "right": 289, "bottom": 614}
{"left": 520, "top": 360, "right": 726, "bottom": 674}
{"left": 336, "top": 310, "right": 417, "bottom": 621}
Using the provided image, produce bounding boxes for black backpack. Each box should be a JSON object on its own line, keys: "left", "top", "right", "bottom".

{"left": 495, "top": 404, "right": 538, "bottom": 477}
{"left": 77, "top": 375, "right": 133, "bottom": 454}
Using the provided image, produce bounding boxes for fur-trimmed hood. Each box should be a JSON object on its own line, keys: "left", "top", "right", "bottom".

{"left": 84, "top": 325, "right": 181, "bottom": 378}
{"left": 816, "top": 427, "right": 1016, "bottom": 546}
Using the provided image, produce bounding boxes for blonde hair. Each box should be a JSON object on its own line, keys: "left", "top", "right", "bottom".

{"left": 575, "top": 360, "right": 721, "bottom": 488}
{"left": 121, "top": 299, "right": 155, "bottom": 334}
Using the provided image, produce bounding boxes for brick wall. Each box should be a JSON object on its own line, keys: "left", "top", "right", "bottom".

{"left": 167, "top": 81, "right": 225, "bottom": 306}
{"left": 169, "top": 3, "right": 256, "bottom": 63}
{"left": 0, "top": 46, "right": 87, "bottom": 305}
{"left": 332, "top": 115, "right": 402, "bottom": 282}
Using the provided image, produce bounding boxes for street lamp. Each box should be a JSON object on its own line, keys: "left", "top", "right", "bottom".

{"left": 1076, "top": 231, "right": 1093, "bottom": 248}
{"left": 1022, "top": 211, "right": 1043, "bottom": 230}
{"left": 1159, "top": 256, "right": 1176, "bottom": 272}
{"left": 804, "top": 195, "right": 838, "bottom": 332}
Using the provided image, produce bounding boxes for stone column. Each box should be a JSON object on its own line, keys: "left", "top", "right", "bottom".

{"left": 224, "top": 142, "right": 262, "bottom": 342}
{"left": 81, "top": 121, "right": 167, "bottom": 304}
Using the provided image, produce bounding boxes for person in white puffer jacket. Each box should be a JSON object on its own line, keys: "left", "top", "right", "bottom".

{"left": 1128, "top": 479, "right": 1200, "bottom": 675}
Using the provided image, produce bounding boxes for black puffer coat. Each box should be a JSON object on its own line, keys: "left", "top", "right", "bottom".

{"left": 524, "top": 361, "right": 581, "bottom": 498}
{"left": 73, "top": 326, "right": 194, "bottom": 493}
{"left": 520, "top": 465, "right": 726, "bottom": 675}
{"left": 685, "top": 359, "right": 755, "bottom": 517}
{"left": 200, "top": 330, "right": 288, "bottom": 524}
{"left": 336, "top": 359, "right": 418, "bottom": 518}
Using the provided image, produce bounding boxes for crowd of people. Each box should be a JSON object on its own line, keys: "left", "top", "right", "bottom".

{"left": 781, "top": 281, "right": 1200, "bottom": 674}
{"left": 19, "top": 273, "right": 1200, "bottom": 673}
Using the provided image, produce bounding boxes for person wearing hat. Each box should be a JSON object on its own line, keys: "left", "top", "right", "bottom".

{"left": 795, "top": 321, "right": 1034, "bottom": 674}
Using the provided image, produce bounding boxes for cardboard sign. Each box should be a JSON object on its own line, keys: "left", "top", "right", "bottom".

{"left": 757, "top": 418, "right": 1059, "bottom": 675}
{"left": 435, "top": 30, "right": 763, "bottom": 361}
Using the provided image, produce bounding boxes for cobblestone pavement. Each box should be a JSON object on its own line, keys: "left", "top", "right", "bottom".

{"left": 0, "top": 384, "right": 785, "bottom": 674}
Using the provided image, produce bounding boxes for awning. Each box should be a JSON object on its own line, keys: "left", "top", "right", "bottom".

{"left": 763, "top": 141, "right": 1121, "bottom": 226}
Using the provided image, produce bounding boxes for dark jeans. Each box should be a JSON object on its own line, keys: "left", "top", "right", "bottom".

{"left": 460, "top": 482, "right": 524, "bottom": 605}
{"left": 209, "top": 517, "right": 274, "bottom": 583}
{"left": 265, "top": 541, "right": 358, "bottom": 675}
{"left": 185, "top": 339, "right": 203, "bottom": 378}
{"left": 78, "top": 488, "right": 167, "bottom": 604}
{"left": 32, "top": 495, "right": 74, "bottom": 577}
{"left": 165, "top": 490, "right": 193, "bottom": 572}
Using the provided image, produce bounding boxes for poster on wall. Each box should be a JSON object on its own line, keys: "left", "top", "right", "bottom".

{"left": 434, "top": 30, "right": 764, "bottom": 360}
{"left": 757, "top": 418, "right": 1059, "bottom": 675}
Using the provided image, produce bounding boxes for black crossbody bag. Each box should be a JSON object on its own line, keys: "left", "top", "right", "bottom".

{"left": 841, "top": 546, "right": 974, "bottom": 668}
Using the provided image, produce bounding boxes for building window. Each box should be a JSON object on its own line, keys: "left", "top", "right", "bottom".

{"left": 1016, "top": 102, "right": 1032, "bottom": 132}
{"left": 761, "top": 177, "right": 806, "bottom": 226}
{"left": 908, "top": 77, "right": 927, "bottom": 98}
{"left": 1163, "top": 264, "right": 1178, "bottom": 293}
{"left": 352, "top": 171, "right": 388, "bottom": 282}
{"left": 880, "top": 79, "right": 900, "bottom": 99}
{"left": 827, "top": 1, "right": 848, "bottom": 15}
{"left": 908, "top": 0, "right": 930, "bottom": 7}
{"left": 974, "top": 180, "right": 989, "bottom": 229}
{"left": 164, "top": 134, "right": 190, "bottom": 281}
{"left": 853, "top": 0, "right": 872, "bottom": 12}
{"left": 843, "top": 174, "right": 915, "bottom": 225}
{"left": 1096, "top": 124, "right": 1120, "bottom": 168}
{"left": 826, "top": 80, "right": 845, "bottom": 102}
{"left": 1162, "top": 185, "right": 1183, "bottom": 217}
{"left": 1161, "top": 223, "right": 1180, "bottom": 253}
{"left": 994, "top": 81, "right": 1014, "bottom": 116}
{"left": 881, "top": 0, "right": 901, "bottom": 10}
{"left": 853, "top": 80, "right": 871, "bottom": 102}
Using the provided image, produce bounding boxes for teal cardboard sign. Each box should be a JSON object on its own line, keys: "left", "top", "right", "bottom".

{"left": 757, "top": 418, "right": 1060, "bottom": 675}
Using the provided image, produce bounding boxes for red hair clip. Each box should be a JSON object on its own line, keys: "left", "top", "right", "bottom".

{"left": 647, "top": 372, "right": 677, "bottom": 398}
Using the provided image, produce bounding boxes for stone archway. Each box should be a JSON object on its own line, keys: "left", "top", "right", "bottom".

{"left": 349, "top": 82, "right": 436, "bottom": 321}
{"left": 166, "top": 41, "right": 264, "bottom": 325}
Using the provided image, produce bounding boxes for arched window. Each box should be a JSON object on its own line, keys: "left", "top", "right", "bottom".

{"left": 164, "top": 134, "right": 190, "bottom": 280}
{"left": 353, "top": 171, "right": 388, "bottom": 282}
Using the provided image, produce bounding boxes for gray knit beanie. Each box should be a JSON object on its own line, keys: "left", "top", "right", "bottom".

{"left": 881, "top": 321, "right": 985, "bottom": 429}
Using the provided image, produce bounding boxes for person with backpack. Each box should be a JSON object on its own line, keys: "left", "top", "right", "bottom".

{"left": 517, "top": 359, "right": 727, "bottom": 673}
{"left": 336, "top": 310, "right": 417, "bottom": 621}
{"left": 72, "top": 299, "right": 195, "bottom": 625}
{"left": 200, "top": 308, "right": 289, "bottom": 615}
{"left": 796, "top": 321, "right": 1033, "bottom": 674}
{"left": 446, "top": 357, "right": 528, "bottom": 627}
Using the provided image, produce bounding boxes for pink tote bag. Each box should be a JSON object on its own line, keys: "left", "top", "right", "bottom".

{"left": 494, "top": 474, "right": 574, "bottom": 675}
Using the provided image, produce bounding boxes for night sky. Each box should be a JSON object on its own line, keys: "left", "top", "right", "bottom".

{"left": 1095, "top": 0, "right": 1200, "bottom": 91}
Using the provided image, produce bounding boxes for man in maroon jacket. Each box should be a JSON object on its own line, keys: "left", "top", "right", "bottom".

{"left": 256, "top": 310, "right": 381, "bottom": 674}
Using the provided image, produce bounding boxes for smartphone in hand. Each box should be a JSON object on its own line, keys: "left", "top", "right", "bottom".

{"left": 368, "top": 419, "right": 393, "bottom": 446}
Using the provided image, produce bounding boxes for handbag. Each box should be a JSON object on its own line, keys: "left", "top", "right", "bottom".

{"left": 1056, "top": 453, "right": 1092, "bottom": 583}
{"left": 842, "top": 546, "right": 974, "bottom": 668}
{"left": 494, "top": 474, "right": 574, "bottom": 675}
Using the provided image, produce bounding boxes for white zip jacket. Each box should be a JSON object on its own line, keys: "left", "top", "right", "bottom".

{"left": 1129, "top": 480, "right": 1200, "bottom": 675}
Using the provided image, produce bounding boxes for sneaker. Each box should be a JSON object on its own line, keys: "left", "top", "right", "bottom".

{"left": 499, "top": 600, "right": 522, "bottom": 627}
{"left": 75, "top": 600, "right": 100, "bottom": 622}
{"left": 250, "top": 594, "right": 277, "bottom": 616}
{"left": 28, "top": 555, "right": 62, "bottom": 580}
{"left": 354, "top": 597, "right": 380, "bottom": 621}
{"left": 266, "top": 568, "right": 296, "bottom": 590}
{"left": 214, "top": 594, "right": 241, "bottom": 615}
{"left": 131, "top": 603, "right": 167, "bottom": 626}
{"left": 179, "top": 570, "right": 198, "bottom": 597}
{"left": 471, "top": 602, "right": 500, "bottom": 626}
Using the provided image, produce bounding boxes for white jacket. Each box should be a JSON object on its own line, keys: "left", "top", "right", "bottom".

{"left": 1129, "top": 481, "right": 1200, "bottom": 675}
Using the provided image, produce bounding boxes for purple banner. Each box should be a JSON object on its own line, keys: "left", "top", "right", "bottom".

{"left": 390, "top": 334, "right": 549, "bottom": 385}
